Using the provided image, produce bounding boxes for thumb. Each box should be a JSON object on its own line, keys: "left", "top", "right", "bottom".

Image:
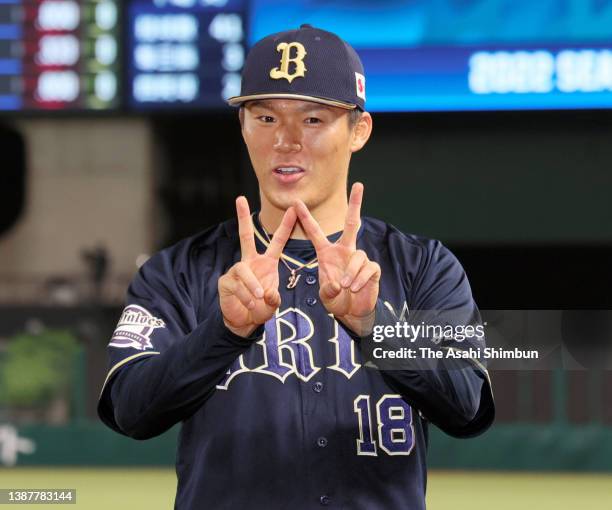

{"left": 320, "top": 281, "right": 342, "bottom": 301}
{"left": 264, "top": 288, "right": 281, "bottom": 308}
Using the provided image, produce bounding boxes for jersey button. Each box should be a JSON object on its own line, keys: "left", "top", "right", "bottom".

{"left": 313, "top": 382, "right": 324, "bottom": 393}
{"left": 306, "top": 297, "right": 317, "bottom": 306}
{"left": 320, "top": 495, "right": 331, "bottom": 506}
{"left": 305, "top": 274, "right": 317, "bottom": 285}
{"left": 317, "top": 437, "right": 328, "bottom": 448}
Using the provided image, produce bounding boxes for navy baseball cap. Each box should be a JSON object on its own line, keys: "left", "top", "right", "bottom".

{"left": 227, "top": 24, "right": 366, "bottom": 111}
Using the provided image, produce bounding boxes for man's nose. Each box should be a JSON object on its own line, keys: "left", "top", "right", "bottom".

{"left": 273, "top": 124, "right": 302, "bottom": 153}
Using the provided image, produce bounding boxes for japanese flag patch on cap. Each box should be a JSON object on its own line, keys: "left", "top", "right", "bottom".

{"left": 355, "top": 72, "right": 366, "bottom": 101}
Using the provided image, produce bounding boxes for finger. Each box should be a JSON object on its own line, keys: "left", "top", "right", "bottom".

{"left": 224, "top": 277, "right": 256, "bottom": 310}
{"left": 263, "top": 287, "right": 281, "bottom": 308}
{"left": 320, "top": 281, "right": 342, "bottom": 301}
{"left": 265, "top": 207, "right": 297, "bottom": 259}
{"left": 233, "top": 262, "right": 264, "bottom": 299}
{"left": 339, "top": 182, "right": 363, "bottom": 249}
{"left": 340, "top": 250, "right": 368, "bottom": 288}
{"left": 236, "top": 196, "right": 257, "bottom": 260}
{"left": 350, "top": 261, "right": 381, "bottom": 293}
{"left": 294, "top": 200, "right": 330, "bottom": 252}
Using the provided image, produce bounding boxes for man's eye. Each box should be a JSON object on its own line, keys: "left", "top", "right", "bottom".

{"left": 305, "top": 117, "right": 321, "bottom": 124}
{"left": 258, "top": 116, "right": 275, "bottom": 123}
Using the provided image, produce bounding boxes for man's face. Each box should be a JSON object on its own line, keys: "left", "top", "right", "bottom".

{"left": 240, "top": 98, "right": 371, "bottom": 213}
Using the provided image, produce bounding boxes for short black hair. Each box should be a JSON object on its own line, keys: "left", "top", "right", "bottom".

{"left": 348, "top": 109, "right": 363, "bottom": 129}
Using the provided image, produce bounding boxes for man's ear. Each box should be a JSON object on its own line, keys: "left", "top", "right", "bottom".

{"left": 350, "top": 111, "right": 373, "bottom": 153}
{"left": 238, "top": 107, "right": 245, "bottom": 131}
{"left": 238, "top": 107, "right": 249, "bottom": 146}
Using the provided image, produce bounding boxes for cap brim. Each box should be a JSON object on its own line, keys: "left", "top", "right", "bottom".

{"left": 227, "top": 93, "right": 357, "bottom": 110}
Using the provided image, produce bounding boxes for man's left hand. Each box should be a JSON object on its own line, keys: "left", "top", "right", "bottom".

{"left": 295, "top": 182, "right": 380, "bottom": 336}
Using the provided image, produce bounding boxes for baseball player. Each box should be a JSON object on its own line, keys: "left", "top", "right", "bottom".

{"left": 98, "top": 25, "right": 494, "bottom": 509}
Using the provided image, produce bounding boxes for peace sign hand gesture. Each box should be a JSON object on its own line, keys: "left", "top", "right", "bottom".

{"left": 219, "top": 197, "right": 297, "bottom": 338}
{"left": 295, "top": 183, "right": 381, "bottom": 337}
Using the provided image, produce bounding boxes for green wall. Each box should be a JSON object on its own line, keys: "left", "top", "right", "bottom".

{"left": 8, "top": 422, "right": 612, "bottom": 472}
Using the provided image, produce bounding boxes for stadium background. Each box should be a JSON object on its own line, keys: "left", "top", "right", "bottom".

{"left": 1, "top": 1, "right": 611, "bottom": 508}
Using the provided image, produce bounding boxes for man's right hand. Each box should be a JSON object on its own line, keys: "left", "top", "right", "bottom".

{"left": 218, "top": 197, "right": 296, "bottom": 338}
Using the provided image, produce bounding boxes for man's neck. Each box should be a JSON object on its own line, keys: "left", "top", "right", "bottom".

{"left": 259, "top": 198, "right": 347, "bottom": 240}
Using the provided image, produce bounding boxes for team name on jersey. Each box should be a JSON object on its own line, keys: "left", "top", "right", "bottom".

{"left": 216, "top": 301, "right": 409, "bottom": 390}
{"left": 217, "top": 307, "right": 358, "bottom": 389}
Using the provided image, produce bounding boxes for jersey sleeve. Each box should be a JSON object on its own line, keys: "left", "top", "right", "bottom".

{"left": 366, "top": 239, "right": 495, "bottom": 438}
{"left": 97, "top": 248, "right": 258, "bottom": 440}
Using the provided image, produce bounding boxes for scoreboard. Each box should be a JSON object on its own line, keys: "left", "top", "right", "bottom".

{"left": 250, "top": 0, "right": 612, "bottom": 112}
{"left": 127, "top": 0, "right": 247, "bottom": 110}
{"left": 1, "top": 0, "right": 612, "bottom": 113}
{"left": 0, "top": 0, "right": 120, "bottom": 111}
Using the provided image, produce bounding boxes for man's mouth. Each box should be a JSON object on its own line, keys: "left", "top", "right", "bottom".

{"left": 272, "top": 166, "right": 306, "bottom": 184}
{"left": 274, "top": 166, "right": 305, "bottom": 175}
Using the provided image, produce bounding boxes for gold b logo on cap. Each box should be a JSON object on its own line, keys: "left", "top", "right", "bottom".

{"left": 269, "top": 42, "right": 307, "bottom": 83}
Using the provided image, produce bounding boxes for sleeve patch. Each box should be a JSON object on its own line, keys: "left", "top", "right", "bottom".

{"left": 109, "top": 304, "right": 166, "bottom": 351}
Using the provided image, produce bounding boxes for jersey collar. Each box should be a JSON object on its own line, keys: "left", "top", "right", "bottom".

{"left": 250, "top": 212, "right": 365, "bottom": 270}
{"left": 252, "top": 213, "right": 319, "bottom": 269}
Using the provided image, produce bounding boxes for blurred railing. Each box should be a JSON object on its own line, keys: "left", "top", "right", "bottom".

{"left": 0, "top": 275, "right": 133, "bottom": 306}
{"left": 491, "top": 370, "right": 612, "bottom": 426}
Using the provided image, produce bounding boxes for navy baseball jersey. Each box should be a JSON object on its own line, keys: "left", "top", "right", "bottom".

{"left": 98, "top": 215, "right": 494, "bottom": 510}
